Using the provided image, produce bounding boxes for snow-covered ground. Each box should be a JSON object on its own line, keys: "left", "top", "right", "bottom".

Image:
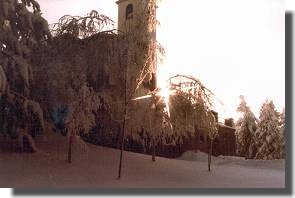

{"left": 0, "top": 123, "right": 285, "bottom": 188}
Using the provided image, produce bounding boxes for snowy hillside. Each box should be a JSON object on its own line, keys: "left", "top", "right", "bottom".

{"left": 0, "top": 123, "right": 285, "bottom": 188}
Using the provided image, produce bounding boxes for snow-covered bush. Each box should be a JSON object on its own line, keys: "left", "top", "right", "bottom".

{"left": 50, "top": 104, "right": 71, "bottom": 131}
{"left": 65, "top": 84, "right": 112, "bottom": 137}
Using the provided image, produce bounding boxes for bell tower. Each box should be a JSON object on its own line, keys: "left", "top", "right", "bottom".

{"left": 116, "top": 0, "right": 157, "bottom": 97}
{"left": 117, "top": 0, "right": 142, "bottom": 33}
{"left": 116, "top": 0, "right": 156, "bottom": 36}
{"left": 116, "top": 0, "right": 135, "bottom": 32}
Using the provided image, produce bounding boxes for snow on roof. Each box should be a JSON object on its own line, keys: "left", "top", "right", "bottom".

{"left": 218, "top": 122, "right": 235, "bottom": 130}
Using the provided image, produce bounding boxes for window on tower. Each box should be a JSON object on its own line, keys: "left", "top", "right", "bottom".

{"left": 126, "top": 4, "right": 133, "bottom": 20}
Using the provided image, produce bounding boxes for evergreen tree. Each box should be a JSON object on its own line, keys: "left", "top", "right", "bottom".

{"left": 255, "top": 100, "right": 282, "bottom": 160}
{"left": 235, "top": 96, "right": 257, "bottom": 159}
{"left": 0, "top": 0, "right": 51, "bottom": 96}
{"left": 0, "top": 0, "right": 50, "bottom": 152}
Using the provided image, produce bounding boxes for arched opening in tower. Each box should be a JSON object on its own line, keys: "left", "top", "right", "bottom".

{"left": 126, "top": 4, "right": 133, "bottom": 20}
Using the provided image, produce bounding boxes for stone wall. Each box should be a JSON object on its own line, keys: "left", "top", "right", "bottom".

{"left": 193, "top": 124, "right": 236, "bottom": 156}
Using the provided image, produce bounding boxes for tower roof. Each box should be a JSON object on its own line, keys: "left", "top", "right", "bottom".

{"left": 116, "top": 0, "right": 130, "bottom": 4}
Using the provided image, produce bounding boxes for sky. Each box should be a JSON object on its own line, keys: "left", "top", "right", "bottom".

{"left": 38, "top": 0, "right": 285, "bottom": 121}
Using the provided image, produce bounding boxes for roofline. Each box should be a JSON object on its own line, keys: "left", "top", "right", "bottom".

{"left": 218, "top": 123, "right": 236, "bottom": 130}
{"left": 116, "top": 0, "right": 129, "bottom": 4}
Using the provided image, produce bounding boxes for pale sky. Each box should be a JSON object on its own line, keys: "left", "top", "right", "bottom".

{"left": 38, "top": 0, "right": 285, "bottom": 121}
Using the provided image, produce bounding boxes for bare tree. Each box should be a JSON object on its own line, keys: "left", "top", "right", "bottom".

{"left": 167, "top": 75, "right": 218, "bottom": 171}
{"left": 50, "top": 10, "right": 115, "bottom": 39}
{"left": 204, "top": 111, "right": 218, "bottom": 171}
{"left": 48, "top": 10, "right": 118, "bottom": 163}
{"left": 64, "top": 84, "right": 111, "bottom": 163}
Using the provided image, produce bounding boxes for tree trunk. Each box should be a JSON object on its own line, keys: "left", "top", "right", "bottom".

{"left": 208, "top": 140, "right": 213, "bottom": 172}
{"left": 118, "top": 59, "right": 128, "bottom": 179}
{"left": 68, "top": 134, "right": 73, "bottom": 163}
{"left": 194, "top": 125, "right": 199, "bottom": 152}
{"left": 116, "top": 126, "right": 121, "bottom": 149}
{"left": 118, "top": 118, "right": 126, "bottom": 179}
{"left": 152, "top": 139, "right": 156, "bottom": 162}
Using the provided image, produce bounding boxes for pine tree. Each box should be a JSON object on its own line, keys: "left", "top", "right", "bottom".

{"left": 0, "top": 0, "right": 50, "bottom": 152}
{"left": 255, "top": 100, "right": 282, "bottom": 160}
{"left": 0, "top": 0, "right": 51, "bottom": 96}
{"left": 235, "top": 96, "right": 257, "bottom": 159}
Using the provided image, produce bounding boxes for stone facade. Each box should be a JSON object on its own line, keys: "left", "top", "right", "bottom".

{"left": 124, "top": 123, "right": 236, "bottom": 158}
{"left": 195, "top": 124, "right": 236, "bottom": 156}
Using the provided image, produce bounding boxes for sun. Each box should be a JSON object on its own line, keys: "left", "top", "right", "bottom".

{"left": 156, "top": 63, "right": 176, "bottom": 117}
